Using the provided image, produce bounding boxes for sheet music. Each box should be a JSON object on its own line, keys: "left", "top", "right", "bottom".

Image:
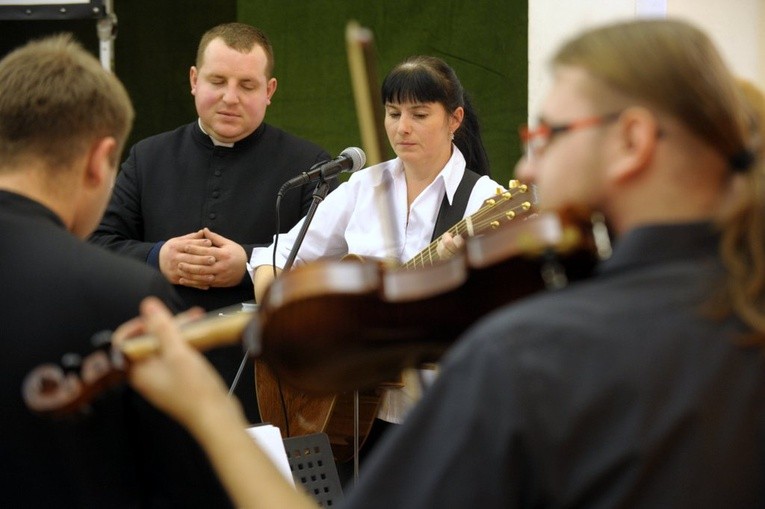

{"left": 246, "top": 424, "right": 295, "bottom": 486}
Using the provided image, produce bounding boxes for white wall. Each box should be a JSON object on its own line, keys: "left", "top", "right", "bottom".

{"left": 528, "top": 0, "right": 765, "bottom": 119}
{"left": 668, "top": 0, "right": 764, "bottom": 86}
{"left": 528, "top": 0, "right": 639, "bottom": 121}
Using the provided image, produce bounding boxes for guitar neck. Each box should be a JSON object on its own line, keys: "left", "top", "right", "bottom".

{"left": 402, "top": 220, "right": 469, "bottom": 269}
{"left": 120, "top": 310, "right": 256, "bottom": 361}
{"left": 403, "top": 184, "right": 535, "bottom": 269}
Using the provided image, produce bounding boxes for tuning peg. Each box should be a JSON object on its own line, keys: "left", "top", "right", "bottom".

{"left": 60, "top": 353, "right": 82, "bottom": 375}
{"left": 90, "top": 330, "right": 113, "bottom": 350}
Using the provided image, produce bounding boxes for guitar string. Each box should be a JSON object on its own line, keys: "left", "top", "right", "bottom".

{"left": 404, "top": 196, "right": 504, "bottom": 269}
{"left": 416, "top": 188, "right": 530, "bottom": 266}
{"left": 404, "top": 189, "right": 532, "bottom": 269}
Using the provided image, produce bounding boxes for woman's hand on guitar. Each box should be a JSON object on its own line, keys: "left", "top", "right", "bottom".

{"left": 436, "top": 231, "right": 465, "bottom": 259}
{"left": 124, "top": 297, "right": 246, "bottom": 437}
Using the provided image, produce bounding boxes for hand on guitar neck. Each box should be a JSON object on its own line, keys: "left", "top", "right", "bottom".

{"left": 436, "top": 231, "right": 465, "bottom": 259}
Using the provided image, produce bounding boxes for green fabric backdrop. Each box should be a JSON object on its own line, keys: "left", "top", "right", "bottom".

{"left": 238, "top": 0, "right": 527, "bottom": 187}
{"left": 1, "top": 1, "right": 526, "bottom": 185}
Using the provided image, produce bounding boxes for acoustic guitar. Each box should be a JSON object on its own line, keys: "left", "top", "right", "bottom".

{"left": 255, "top": 182, "right": 536, "bottom": 462}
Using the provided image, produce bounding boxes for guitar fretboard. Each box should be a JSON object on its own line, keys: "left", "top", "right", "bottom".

{"left": 403, "top": 183, "right": 535, "bottom": 269}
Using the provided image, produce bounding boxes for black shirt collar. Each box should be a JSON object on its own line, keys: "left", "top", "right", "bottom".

{"left": 598, "top": 221, "right": 720, "bottom": 276}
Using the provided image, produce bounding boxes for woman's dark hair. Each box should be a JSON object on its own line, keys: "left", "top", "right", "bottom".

{"left": 381, "top": 55, "right": 490, "bottom": 176}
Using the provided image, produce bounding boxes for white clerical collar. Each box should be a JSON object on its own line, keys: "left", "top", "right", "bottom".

{"left": 197, "top": 118, "right": 234, "bottom": 147}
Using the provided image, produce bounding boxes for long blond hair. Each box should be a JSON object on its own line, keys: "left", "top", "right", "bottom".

{"left": 553, "top": 19, "right": 765, "bottom": 332}
{"left": 721, "top": 79, "right": 765, "bottom": 332}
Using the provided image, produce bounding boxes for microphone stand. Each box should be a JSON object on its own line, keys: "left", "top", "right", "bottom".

{"left": 228, "top": 179, "right": 328, "bottom": 399}
{"left": 283, "top": 179, "right": 331, "bottom": 272}
{"left": 282, "top": 178, "right": 365, "bottom": 485}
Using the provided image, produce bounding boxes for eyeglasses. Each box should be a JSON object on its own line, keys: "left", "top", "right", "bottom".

{"left": 519, "top": 111, "right": 622, "bottom": 158}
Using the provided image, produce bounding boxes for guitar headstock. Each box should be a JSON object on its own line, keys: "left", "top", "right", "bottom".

{"left": 21, "top": 308, "right": 257, "bottom": 418}
{"left": 22, "top": 333, "right": 126, "bottom": 417}
{"left": 471, "top": 180, "right": 537, "bottom": 233}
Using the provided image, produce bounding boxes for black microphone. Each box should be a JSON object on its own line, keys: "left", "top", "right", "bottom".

{"left": 279, "top": 147, "right": 366, "bottom": 193}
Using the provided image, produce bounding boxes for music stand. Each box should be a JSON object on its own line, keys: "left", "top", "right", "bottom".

{"left": 284, "top": 432, "right": 344, "bottom": 507}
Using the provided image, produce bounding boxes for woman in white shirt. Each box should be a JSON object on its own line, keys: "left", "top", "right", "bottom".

{"left": 249, "top": 55, "right": 505, "bottom": 461}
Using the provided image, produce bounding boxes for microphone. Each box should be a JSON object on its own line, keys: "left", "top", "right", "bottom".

{"left": 279, "top": 147, "right": 366, "bottom": 193}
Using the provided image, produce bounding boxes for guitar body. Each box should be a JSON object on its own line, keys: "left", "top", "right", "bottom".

{"left": 256, "top": 359, "right": 382, "bottom": 462}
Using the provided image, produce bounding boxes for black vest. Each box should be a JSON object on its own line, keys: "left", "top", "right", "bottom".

{"left": 430, "top": 169, "right": 481, "bottom": 241}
